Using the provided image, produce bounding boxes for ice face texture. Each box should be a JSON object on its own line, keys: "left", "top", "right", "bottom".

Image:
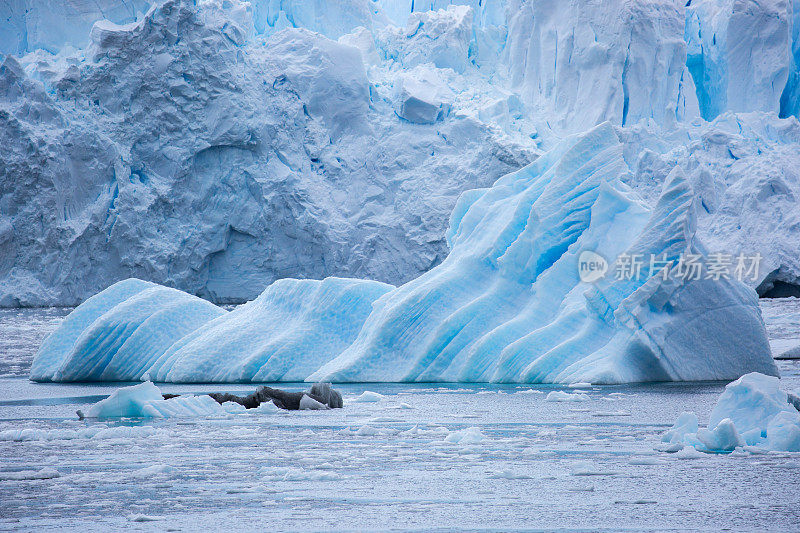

{"left": 311, "top": 123, "right": 777, "bottom": 384}
{"left": 31, "top": 277, "right": 392, "bottom": 383}
{"left": 145, "top": 277, "right": 393, "bottom": 383}
{"left": 31, "top": 123, "right": 777, "bottom": 384}
{"left": 2, "top": 0, "right": 800, "bottom": 306}
{"left": 31, "top": 281, "right": 226, "bottom": 382}
{"left": 663, "top": 372, "right": 800, "bottom": 452}
{"left": 0, "top": 0, "right": 533, "bottom": 307}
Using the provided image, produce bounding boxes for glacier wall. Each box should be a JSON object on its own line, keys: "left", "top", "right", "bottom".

{"left": 2, "top": 0, "right": 800, "bottom": 306}
{"left": 31, "top": 123, "right": 778, "bottom": 384}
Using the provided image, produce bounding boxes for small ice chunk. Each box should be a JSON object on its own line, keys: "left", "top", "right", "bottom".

{"left": 444, "top": 427, "right": 485, "bottom": 444}
{"left": 129, "top": 515, "right": 160, "bottom": 522}
{"left": 131, "top": 464, "right": 173, "bottom": 479}
{"left": 661, "top": 412, "right": 699, "bottom": 444}
{"left": 674, "top": 447, "right": 705, "bottom": 459}
{"left": 0, "top": 467, "right": 60, "bottom": 480}
{"left": 696, "top": 418, "right": 743, "bottom": 452}
{"left": 663, "top": 373, "right": 800, "bottom": 452}
{"left": 251, "top": 400, "right": 280, "bottom": 414}
{"left": 352, "top": 391, "right": 385, "bottom": 403}
{"left": 765, "top": 410, "right": 800, "bottom": 451}
{"left": 570, "top": 461, "right": 618, "bottom": 476}
{"left": 488, "top": 470, "right": 531, "bottom": 479}
{"left": 86, "top": 382, "right": 227, "bottom": 419}
{"left": 568, "top": 382, "right": 593, "bottom": 388}
{"left": 299, "top": 394, "right": 329, "bottom": 410}
{"left": 546, "top": 391, "right": 590, "bottom": 402}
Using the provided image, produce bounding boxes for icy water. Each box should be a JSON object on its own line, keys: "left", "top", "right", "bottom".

{"left": 1, "top": 303, "right": 799, "bottom": 531}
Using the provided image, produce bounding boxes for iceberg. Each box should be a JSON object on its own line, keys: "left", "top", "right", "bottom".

{"left": 662, "top": 372, "right": 800, "bottom": 452}
{"left": 31, "top": 281, "right": 225, "bottom": 382}
{"left": 32, "top": 123, "right": 778, "bottom": 384}
{"left": 310, "top": 123, "right": 777, "bottom": 384}
{"left": 31, "top": 277, "right": 391, "bottom": 382}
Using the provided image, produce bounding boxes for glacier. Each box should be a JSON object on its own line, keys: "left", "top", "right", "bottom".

{"left": 662, "top": 372, "right": 800, "bottom": 452}
{"left": 2, "top": 0, "right": 800, "bottom": 306}
{"left": 31, "top": 123, "right": 779, "bottom": 384}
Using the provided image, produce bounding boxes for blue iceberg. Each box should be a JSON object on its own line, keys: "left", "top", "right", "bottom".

{"left": 30, "top": 123, "right": 777, "bottom": 384}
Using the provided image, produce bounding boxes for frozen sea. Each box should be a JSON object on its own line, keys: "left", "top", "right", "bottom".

{"left": 1, "top": 302, "right": 799, "bottom": 531}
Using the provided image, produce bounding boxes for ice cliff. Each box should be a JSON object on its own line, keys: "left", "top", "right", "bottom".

{"left": 2, "top": 0, "right": 800, "bottom": 305}
{"left": 31, "top": 123, "right": 778, "bottom": 384}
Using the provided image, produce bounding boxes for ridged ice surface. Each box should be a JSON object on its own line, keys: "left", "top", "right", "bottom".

{"left": 31, "top": 281, "right": 225, "bottom": 382}
{"left": 312, "top": 123, "right": 777, "bottom": 384}
{"left": 30, "top": 124, "right": 777, "bottom": 384}
{"left": 145, "top": 277, "right": 393, "bottom": 382}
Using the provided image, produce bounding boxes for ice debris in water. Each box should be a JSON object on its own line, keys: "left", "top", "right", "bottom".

{"left": 546, "top": 391, "right": 590, "bottom": 403}
{"left": 0, "top": 468, "right": 60, "bottom": 481}
{"left": 83, "top": 382, "right": 287, "bottom": 419}
{"left": 662, "top": 373, "right": 800, "bottom": 453}
{"left": 352, "top": 391, "right": 385, "bottom": 403}
{"left": 444, "top": 427, "right": 486, "bottom": 444}
{"left": 30, "top": 124, "right": 778, "bottom": 385}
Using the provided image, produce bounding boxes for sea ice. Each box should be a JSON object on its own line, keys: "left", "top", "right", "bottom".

{"left": 85, "top": 382, "right": 231, "bottom": 419}
{"left": 444, "top": 427, "right": 485, "bottom": 444}
{"left": 546, "top": 392, "right": 590, "bottom": 403}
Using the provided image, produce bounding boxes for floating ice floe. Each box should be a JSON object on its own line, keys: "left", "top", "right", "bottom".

{"left": 662, "top": 372, "right": 800, "bottom": 453}
{"left": 351, "top": 391, "right": 386, "bottom": 403}
{"left": 31, "top": 123, "right": 778, "bottom": 384}
{"left": 546, "top": 391, "right": 590, "bottom": 403}
{"left": 84, "top": 382, "right": 231, "bottom": 419}
{"left": 0, "top": 468, "right": 60, "bottom": 481}
{"left": 81, "top": 382, "right": 288, "bottom": 419}
{"left": 444, "top": 427, "right": 486, "bottom": 444}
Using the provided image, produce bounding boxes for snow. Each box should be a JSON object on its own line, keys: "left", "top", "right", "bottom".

{"left": 2, "top": 0, "right": 800, "bottom": 307}
{"left": 663, "top": 372, "right": 800, "bottom": 452}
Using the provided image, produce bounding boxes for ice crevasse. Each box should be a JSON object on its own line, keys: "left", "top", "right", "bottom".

{"left": 30, "top": 123, "right": 778, "bottom": 384}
